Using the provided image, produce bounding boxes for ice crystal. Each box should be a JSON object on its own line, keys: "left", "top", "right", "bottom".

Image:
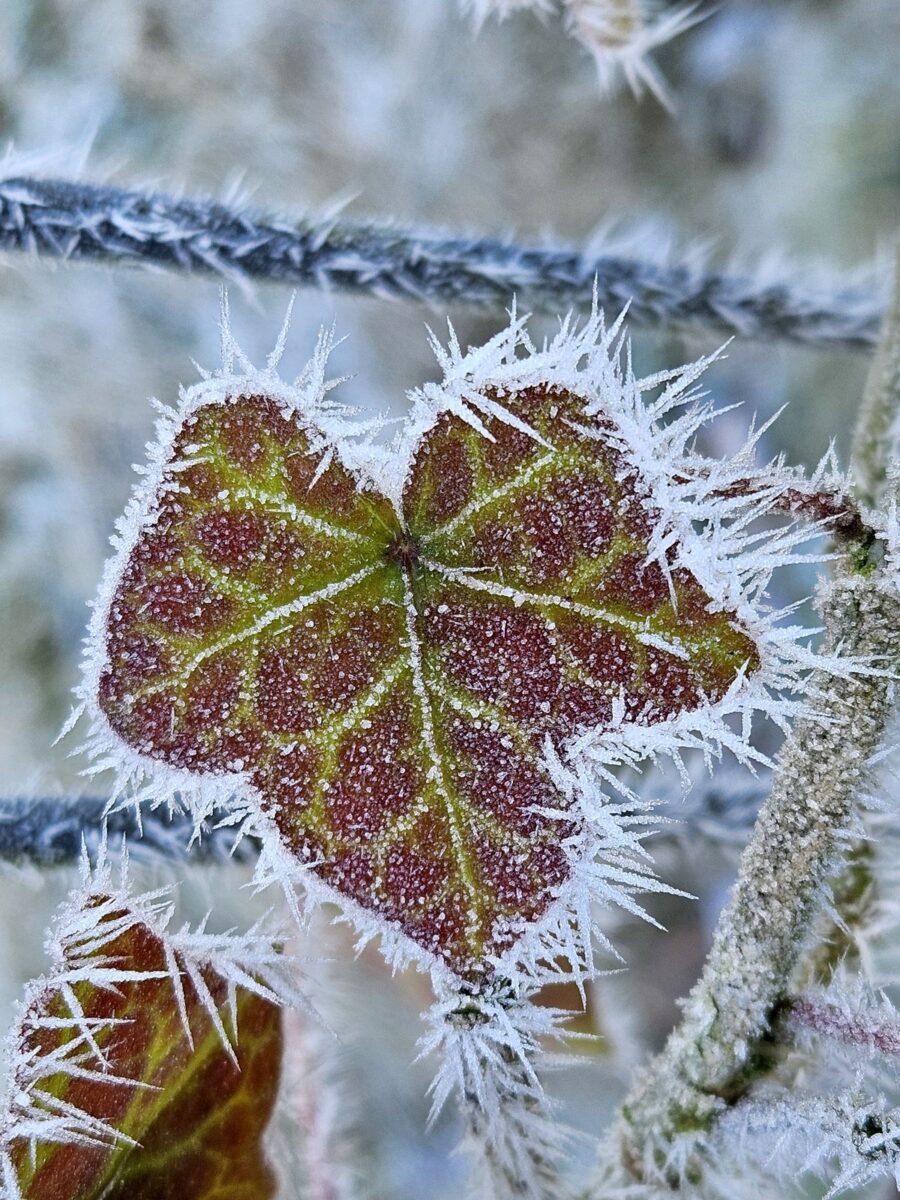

{"left": 0, "top": 849, "right": 298, "bottom": 1200}
{"left": 717, "top": 1092, "right": 900, "bottom": 1198}
{"left": 461, "top": 0, "right": 549, "bottom": 26}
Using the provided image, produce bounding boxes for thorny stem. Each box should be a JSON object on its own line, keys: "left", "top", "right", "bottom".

{"left": 0, "top": 796, "right": 257, "bottom": 866}
{"left": 678, "top": 470, "right": 875, "bottom": 546}
{"left": 784, "top": 996, "right": 900, "bottom": 1059}
{"left": 459, "top": 1053, "right": 559, "bottom": 1199}
{"left": 0, "top": 779, "right": 768, "bottom": 866}
{"left": 0, "top": 175, "right": 885, "bottom": 350}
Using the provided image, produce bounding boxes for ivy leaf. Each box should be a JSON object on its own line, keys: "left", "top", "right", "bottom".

{"left": 2, "top": 886, "right": 284, "bottom": 1200}
{"left": 93, "top": 367, "right": 758, "bottom": 981}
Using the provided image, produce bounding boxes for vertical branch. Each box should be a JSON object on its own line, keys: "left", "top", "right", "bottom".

{"left": 852, "top": 242, "right": 900, "bottom": 513}
{"left": 589, "top": 575, "right": 900, "bottom": 1192}
{"left": 587, "top": 248, "right": 900, "bottom": 1193}
{"left": 797, "top": 244, "right": 900, "bottom": 992}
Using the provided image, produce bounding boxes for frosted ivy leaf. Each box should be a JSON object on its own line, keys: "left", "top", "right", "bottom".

{"left": 0, "top": 879, "right": 285, "bottom": 1200}
{"left": 85, "top": 313, "right": 766, "bottom": 983}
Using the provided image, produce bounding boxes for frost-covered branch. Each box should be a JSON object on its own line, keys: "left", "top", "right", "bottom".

{"left": 786, "top": 987, "right": 900, "bottom": 1060}
{"left": 591, "top": 571, "right": 900, "bottom": 1192}
{"left": 796, "top": 245, "right": 900, "bottom": 987}
{"left": 716, "top": 1093, "right": 900, "bottom": 1196}
{"left": 853, "top": 242, "right": 900, "bottom": 510}
{"left": 0, "top": 796, "right": 257, "bottom": 867}
{"left": 0, "top": 175, "right": 884, "bottom": 350}
{"left": 709, "top": 478, "right": 873, "bottom": 546}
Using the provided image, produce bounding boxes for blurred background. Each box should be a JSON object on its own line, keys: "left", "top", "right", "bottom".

{"left": 0, "top": 2, "right": 898, "bottom": 1196}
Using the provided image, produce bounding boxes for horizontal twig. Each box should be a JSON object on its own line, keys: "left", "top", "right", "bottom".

{"left": 0, "top": 176, "right": 884, "bottom": 350}
{"left": 786, "top": 994, "right": 900, "bottom": 1059}
{"left": 0, "top": 796, "right": 257, "bottom": 868}
{"left": 676, "top": 469, "right": 876, "bottom": 545}
{"left": 0, "top": 778, "right": 766, "bottom": 867}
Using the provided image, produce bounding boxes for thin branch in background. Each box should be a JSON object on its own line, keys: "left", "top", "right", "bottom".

{"left": 0, "top": 796, "right": 258, "bottom": 867}
{"left": 282, "top": 1007, "right": 359, "bottom": 1200}
{"left": 853, "top": 244, "right": 900, "bottom": 511}
{"left": 786, "top": 992, "right": 900, "bottom": 1059}
{"left": 0, "top": 175, "right": 884, "bottom": 351}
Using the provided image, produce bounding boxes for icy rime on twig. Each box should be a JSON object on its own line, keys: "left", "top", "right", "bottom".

{"left": 786, "top": 987, "right": 900, "bottom": 1060}
{"left": 592, "top": 574, "right": 900, "bottom": 1192}
{"left": 853, "top": 244, "right": 900, "bottom": 511}
{"left": 0, "top": 175, "right": 885, "bottom": 350}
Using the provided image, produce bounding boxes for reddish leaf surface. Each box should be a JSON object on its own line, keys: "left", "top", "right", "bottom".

{"left": 8, "top": 898, "right": 283, "bottom": 1200}
{"left": 98, "top": 387, "right": 759, "bottom": 977}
